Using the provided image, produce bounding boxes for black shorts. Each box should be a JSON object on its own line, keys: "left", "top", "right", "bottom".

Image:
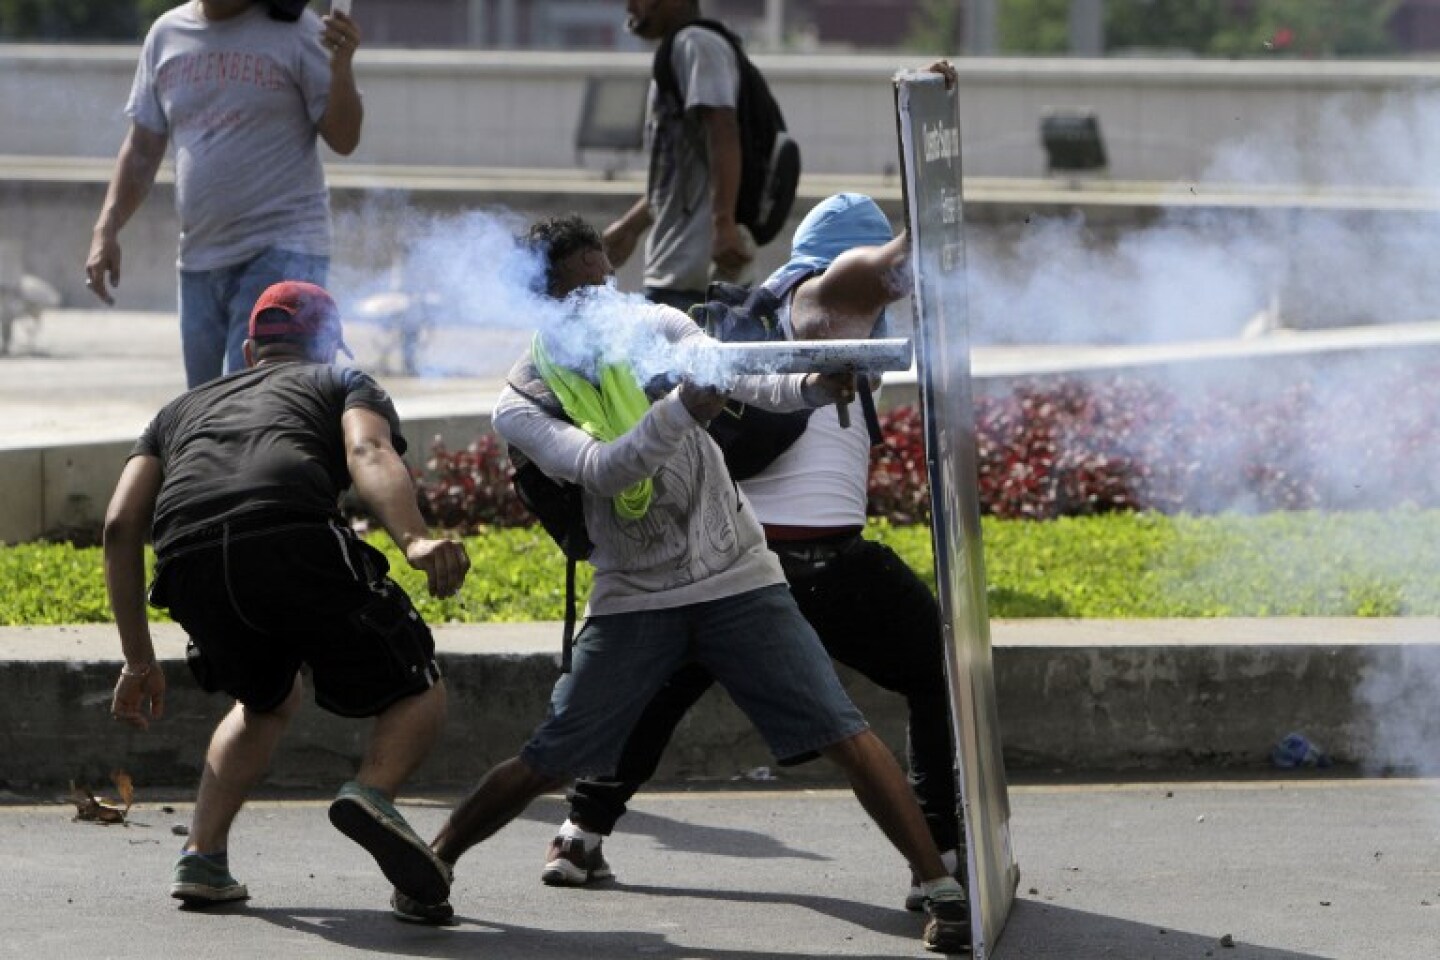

{"left": 150, "top": 519, "right": 441, "bottom": 718}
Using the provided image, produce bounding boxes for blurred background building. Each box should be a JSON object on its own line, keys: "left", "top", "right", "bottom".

{"left": 5, "top": 1, "right": 1440, "bottom": 57}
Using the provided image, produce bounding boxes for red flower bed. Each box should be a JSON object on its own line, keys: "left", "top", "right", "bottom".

{"left": 871, "top": 364, "right": 1440, "bottom": 523}
{"left": 413, "top": 364, "right": 1440, "bottom": 529}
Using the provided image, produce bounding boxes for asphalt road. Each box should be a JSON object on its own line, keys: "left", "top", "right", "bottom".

{"left": 3, "top": 778, "right": 1437, "bottom": 959}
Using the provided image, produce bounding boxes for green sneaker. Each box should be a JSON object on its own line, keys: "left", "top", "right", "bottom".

{"left": 170, "top": 852, "right": 249, "bottom": 905}
{"left": 329, "top": 780, "right": 450, "bottom": 906}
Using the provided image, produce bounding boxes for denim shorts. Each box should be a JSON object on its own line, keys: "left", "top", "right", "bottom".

{"left": 520, "top": 584, "right": 869, "bottom": 779}
{"left": 178, "top": 247, "right": 327, "bottom": 387}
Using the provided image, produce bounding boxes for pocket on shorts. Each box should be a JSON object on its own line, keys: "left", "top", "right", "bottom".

{"left": 316, "top": 581, "right": 439, "bottom": 717}
{"left": 351, "top": 584, "right": 425, "bottom": 671}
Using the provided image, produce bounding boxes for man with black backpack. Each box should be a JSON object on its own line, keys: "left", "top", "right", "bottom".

{"left": 394, "top": 215, "right": 969, "bottom": 954}
{"left": 603, "top": 0, "right": 799, "bottom": 312}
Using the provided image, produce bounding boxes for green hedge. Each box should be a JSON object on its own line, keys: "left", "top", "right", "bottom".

{"left": 3, "top": 510, "right": 1438, "bottom": 626}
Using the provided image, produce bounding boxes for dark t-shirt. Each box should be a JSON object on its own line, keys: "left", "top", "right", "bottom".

{"left": 133, "top": 362, "right": 406, "bottom": 556}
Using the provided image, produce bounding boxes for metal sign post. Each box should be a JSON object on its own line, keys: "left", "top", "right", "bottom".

{"left": 894, "top": 71, "right": 1019, "bottom": 958}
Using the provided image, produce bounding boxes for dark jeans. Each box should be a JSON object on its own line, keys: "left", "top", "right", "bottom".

{"left": 566, "top": 535, "right": 963, "bottom": 852}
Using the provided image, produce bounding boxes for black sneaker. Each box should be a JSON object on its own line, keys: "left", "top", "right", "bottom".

{"left": 391, "top": 888, "right": 456, "bottom": 926}
{"left": 923, "top": 891, "right": 972, "bottom": 954}
{"left": 540, "top": 834, "right": 615, "bottom": 886}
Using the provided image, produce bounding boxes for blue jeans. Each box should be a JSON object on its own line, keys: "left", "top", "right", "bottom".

{"left": 178, "top": 247, "right": 328, "bottom": 387}
{"left": 519, "top": 584, "right": 869, "bottom": 780}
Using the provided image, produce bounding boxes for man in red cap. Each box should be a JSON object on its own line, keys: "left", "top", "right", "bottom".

{"left": 103, "top": 280, "right": 470, "bottom": 913}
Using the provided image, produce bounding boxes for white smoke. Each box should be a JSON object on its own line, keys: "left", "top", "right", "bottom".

{"left": 968, "top": 91, "right": 1440, "bottom": 345}
{"left": 1356, "top": 642, "right": 1440, "bottom": 777}
{"left": 329, "top": 208, "right": 797, "bottom": 387}
{"left": 953, "top": 91, "right": 1440, "bottom": 774}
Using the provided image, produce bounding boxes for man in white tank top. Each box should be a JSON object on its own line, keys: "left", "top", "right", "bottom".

{"left": 550, "top": 185, "right": 968, "bottom": 918}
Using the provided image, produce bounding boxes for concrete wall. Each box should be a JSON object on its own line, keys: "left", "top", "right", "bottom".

{"left": 7, "top": 46, "right": 1440, "bottom": 181}
{"left": 6, "top": 622, "right": 1437, "bottom": 790}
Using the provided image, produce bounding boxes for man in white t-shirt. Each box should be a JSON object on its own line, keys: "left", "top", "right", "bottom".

{"left": 85, "top": 0, "right": 364, "bottom": 387}
{"left": 603, "top": 0, "right": 756, "bottom": 313}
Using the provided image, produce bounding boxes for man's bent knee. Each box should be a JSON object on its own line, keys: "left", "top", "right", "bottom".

{"left": 819, "top": 729, "right": 877, "bottom": 767}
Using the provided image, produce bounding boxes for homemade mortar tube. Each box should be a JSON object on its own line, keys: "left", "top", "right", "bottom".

{"left": 702, "top": 338, "right": 913, "bottom": 375}
{"left": 682, "top": 338, "right": 910, "bottom": 428}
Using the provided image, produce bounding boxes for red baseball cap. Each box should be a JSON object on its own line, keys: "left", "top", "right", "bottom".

{"left": 248, "top": 280, "right": 352, "bottom": 357}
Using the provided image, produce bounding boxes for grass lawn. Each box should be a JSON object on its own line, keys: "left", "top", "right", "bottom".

{"left": 3, "top": 509, "right": 1437, "bottom": 626}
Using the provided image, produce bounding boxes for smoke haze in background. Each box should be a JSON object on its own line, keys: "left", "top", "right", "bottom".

{"left": 330, "top": 208, "right": 808, "bottom": 387}
{"left": 1356, "top": 645, "right": 1440, "bottom": 777}
{"left": 967, "top": 91, "right": 1440, "bottom": 345}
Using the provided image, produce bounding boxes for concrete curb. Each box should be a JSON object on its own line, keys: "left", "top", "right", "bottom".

{"left": 4, "top": 618, "right": 1436, "bottom": 791}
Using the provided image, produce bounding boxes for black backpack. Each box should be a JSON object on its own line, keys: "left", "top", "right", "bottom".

{"left": 691, "top": 281, "right": 816, "bottom": 481}
{"left": 694, "top": 278, "right": 886, "bottom": 478}
{"left": 653, "top": 19, "right": 801, "bottom": 248}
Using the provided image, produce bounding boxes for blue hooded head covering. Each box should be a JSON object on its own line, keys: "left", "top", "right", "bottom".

{"left": 788, "top": 192, "right": 894, "bottom": 273}
{"left": 764, "top": 192, "right": 896, "bottom": 336}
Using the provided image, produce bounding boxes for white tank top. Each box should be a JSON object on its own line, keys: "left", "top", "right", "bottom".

{"left": 737, "top": 293, "right": 872, "bottom": 529}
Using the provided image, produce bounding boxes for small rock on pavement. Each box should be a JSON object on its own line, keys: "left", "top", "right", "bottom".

{"left": 171, "top": 823, "right": 189, "bottom": 836}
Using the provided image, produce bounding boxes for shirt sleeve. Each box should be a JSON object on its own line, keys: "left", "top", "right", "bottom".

{"left": 293, "top": 10, "right": 333, "bottom": 125}
{"left": 124, "top": 27, "right": 168, "bottom": 135}
{"left": 342, "top": 369, "right": 407, "bottom": 456}
{"left": 670, "top": 26, "right": 739, "bottom": 111}
{"left": 131, "top": 410, "right": 165, "bottom": 461}
{"left": 493, "top": 384, "right": 697, "bottom": 498}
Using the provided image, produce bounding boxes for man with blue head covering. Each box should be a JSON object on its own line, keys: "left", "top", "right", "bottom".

{"left": 548, "top": 182, "right": 970, "bottom": 951}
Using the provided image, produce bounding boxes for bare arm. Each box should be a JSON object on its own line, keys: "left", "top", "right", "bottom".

{"left": 790, "top": 230, "right": 912, "bottom": 342}
{"left": 86, "top": 122, "right": 168, "bottom": 305}
{"left": 603, "top": 195, "right": 653, "bottom": 269}
{"left": 343, "top": 407, "right": 469, "bottom": 597}
{"left": 699, "top": 105, "right": 750, "bottom": 274}
{"left": 317, "top": 10, "right": 364, "bottom": 155}
{"left": 103, "top": 455, "right": 166, "bottom": 729}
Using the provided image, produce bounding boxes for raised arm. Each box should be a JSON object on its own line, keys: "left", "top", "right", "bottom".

{"left": 317, "top": 9, "right": 364, "bottom": 154}
{"left": 790, "top": 230, "right": 911, "bottom": 342}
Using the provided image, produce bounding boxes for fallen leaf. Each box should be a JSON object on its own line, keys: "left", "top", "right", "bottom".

{"left": 111, "top": 770, "right": 135, "bottom": 812}
{"left": 69, "top": 779, "right": 129, "bottom": 825}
